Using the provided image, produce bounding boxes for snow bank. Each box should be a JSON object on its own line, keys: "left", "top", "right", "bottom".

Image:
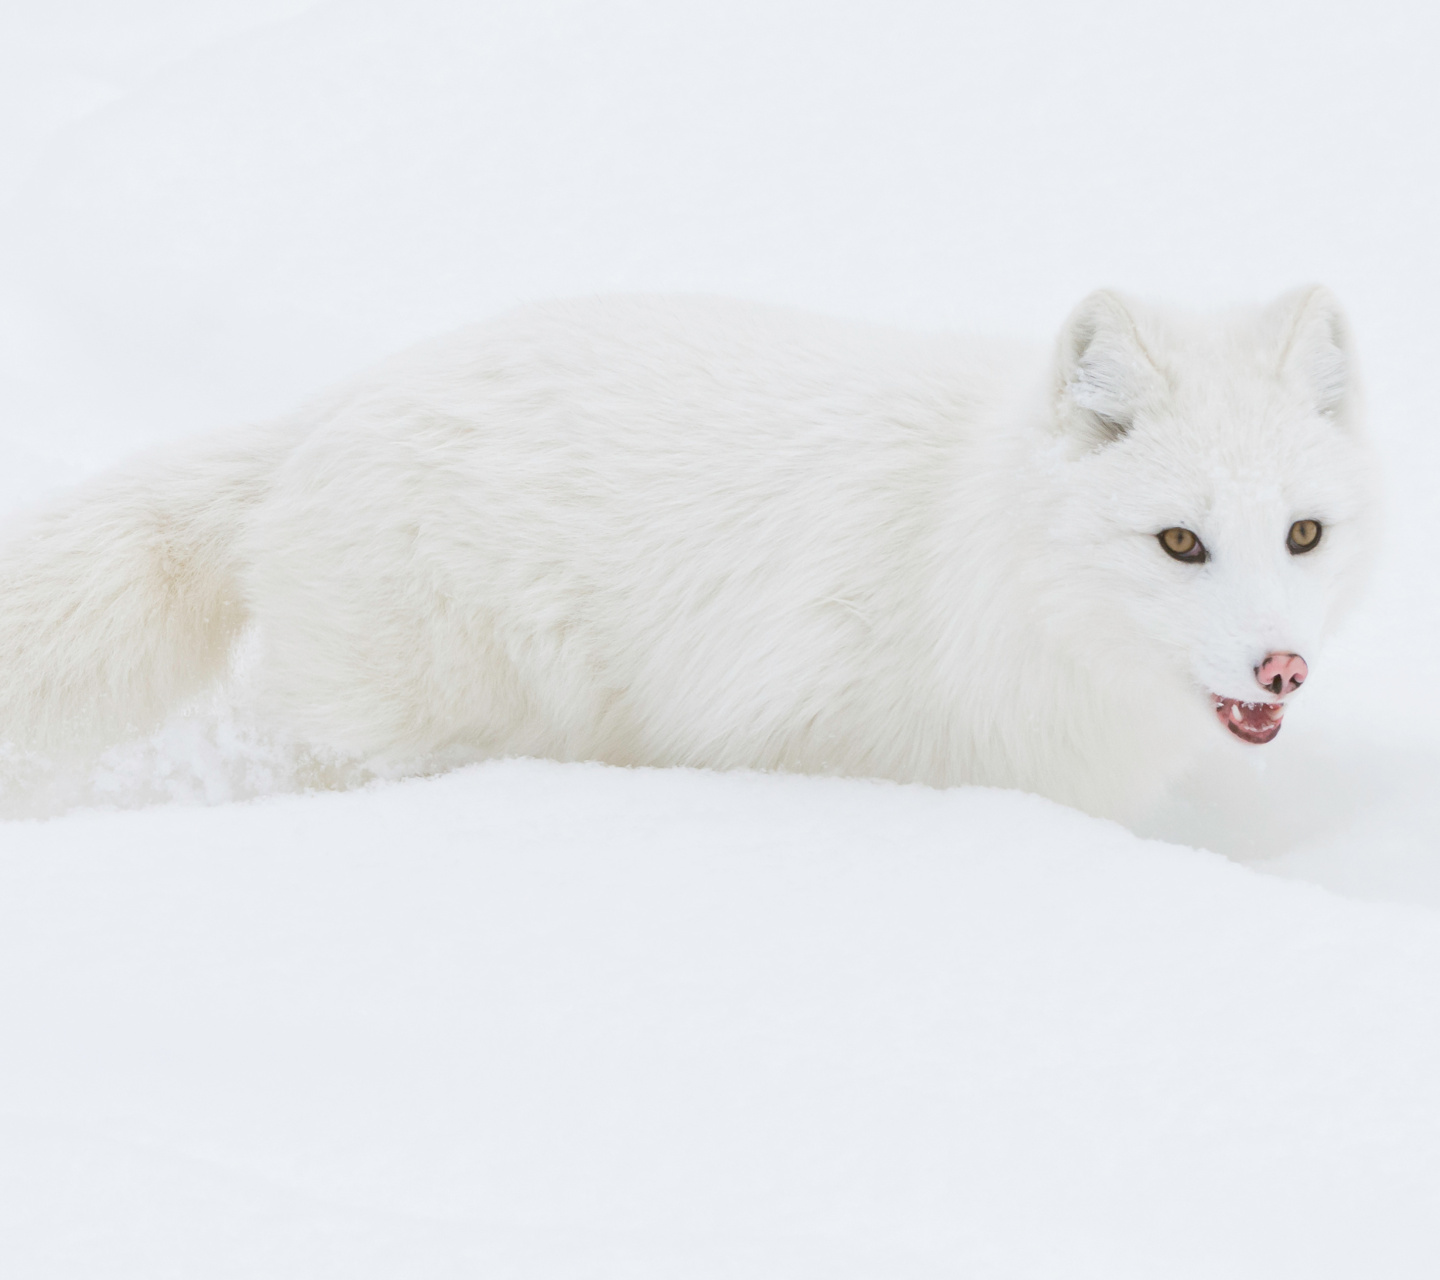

{"left": 1, "top": 1, "right": 1440, "bottom": 1273}
{"left": 4, "top": 761, "right": 1440, "bottom": 1277}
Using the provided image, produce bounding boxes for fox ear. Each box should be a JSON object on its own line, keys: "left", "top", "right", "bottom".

{"left": 1275, "top": 285, "right": 1356, "bottom": 425}
{"left": 1053, "top": 290, "right": 1164, "bottom": 446}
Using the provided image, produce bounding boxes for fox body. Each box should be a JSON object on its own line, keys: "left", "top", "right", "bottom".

{"left": 0, "top": 291, "right": 1378, "bottom": 819}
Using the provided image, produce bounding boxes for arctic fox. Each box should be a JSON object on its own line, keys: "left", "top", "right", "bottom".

{"left": 0, "top": 289, "right": 1378, "bottom": 819}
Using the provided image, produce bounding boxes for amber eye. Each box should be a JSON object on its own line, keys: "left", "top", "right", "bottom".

{"left": 1158, "top": 527, "right": 1207, "bottom": 563}
{"left": 1287, "top": 519, "right": 1322, "bottom": 554}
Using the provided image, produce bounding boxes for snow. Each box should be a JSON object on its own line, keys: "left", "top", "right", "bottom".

{"left": 2, "top": 2, "right": 1440, "bottom": 1273}
{"left": 6, "top": 763, "right": 1440, "bottom": 1276}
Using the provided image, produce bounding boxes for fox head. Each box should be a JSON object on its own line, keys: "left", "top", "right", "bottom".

{"left": 1041, "top": 285, "right": 1380, "bottom": 746}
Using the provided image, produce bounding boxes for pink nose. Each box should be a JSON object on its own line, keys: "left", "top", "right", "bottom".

{"left": 1255, "top": 651, "right": 1307, "bottom": 698}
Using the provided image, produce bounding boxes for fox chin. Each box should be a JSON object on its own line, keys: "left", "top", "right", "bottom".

{"left": 0, "top": 287, "right": 1379, "bottom": 822}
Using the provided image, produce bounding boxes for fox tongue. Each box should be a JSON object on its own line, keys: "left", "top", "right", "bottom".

{"left": 1213, "top": 696, "right": 1285, "bottom": 744}
{"left": 1232, "top": 701, "right": 1282, "bottom": 730}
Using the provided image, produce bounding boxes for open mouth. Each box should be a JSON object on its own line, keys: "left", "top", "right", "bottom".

{"left": 1213, "top": 695, "right": 1285, "bottom": 745}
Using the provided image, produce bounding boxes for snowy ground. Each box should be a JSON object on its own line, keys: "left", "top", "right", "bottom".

{"left": 2, "top": 2, "right": 1440, "bottom": 1275}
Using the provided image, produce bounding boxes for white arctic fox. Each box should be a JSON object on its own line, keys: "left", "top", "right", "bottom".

{"left": 0, "top": 289, "right": 1378, "bottom": 819}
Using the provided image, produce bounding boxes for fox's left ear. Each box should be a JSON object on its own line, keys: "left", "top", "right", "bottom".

{"left": 1274, "top": 286, "right": 1359, "bottom": 427}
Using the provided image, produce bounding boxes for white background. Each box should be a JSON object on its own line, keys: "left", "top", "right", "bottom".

{"left": 1, "top": 2, "right": 1439, "bottom": 1274}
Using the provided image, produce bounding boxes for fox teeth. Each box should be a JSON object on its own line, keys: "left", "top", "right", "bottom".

{"left": 1231, "top": 704, "right": 1242, "bottom": 721}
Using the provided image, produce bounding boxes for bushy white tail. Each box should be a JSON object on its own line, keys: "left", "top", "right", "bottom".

{"left": 0, "top": 424, "right": 294, "bottom": 753}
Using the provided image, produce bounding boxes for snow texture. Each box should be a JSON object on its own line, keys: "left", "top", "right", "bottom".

{"left": 1, "top": 1, "right": 1440, "bottom": 1274}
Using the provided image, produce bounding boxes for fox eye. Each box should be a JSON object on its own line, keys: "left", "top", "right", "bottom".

{"left": 1158, "top": 527, "right": 1207, "bottom": 563}
{"left": 1287, "top": 519, "right": 1322, "bottom": 554}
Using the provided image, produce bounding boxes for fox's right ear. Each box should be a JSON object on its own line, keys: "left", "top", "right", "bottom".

{"left": 1053, "top": 290, "right": 1165, "bottom": 447}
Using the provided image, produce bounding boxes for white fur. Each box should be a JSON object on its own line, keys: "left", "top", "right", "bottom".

{"left": 0, "top": 290, "right": 1380, "bottom": 819}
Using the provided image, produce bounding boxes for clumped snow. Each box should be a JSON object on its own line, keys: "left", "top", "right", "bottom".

{"left": 1, "top": 2, "right": 1440, "bottom": 1275}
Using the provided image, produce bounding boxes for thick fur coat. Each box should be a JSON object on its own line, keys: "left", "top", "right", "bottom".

{"left": 0, "top": 290, "right": 1379, "bottom": 819}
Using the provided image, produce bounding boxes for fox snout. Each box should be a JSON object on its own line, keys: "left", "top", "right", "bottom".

{"left": 1255, "top": 651, "right": 1307, "bottom": 697}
